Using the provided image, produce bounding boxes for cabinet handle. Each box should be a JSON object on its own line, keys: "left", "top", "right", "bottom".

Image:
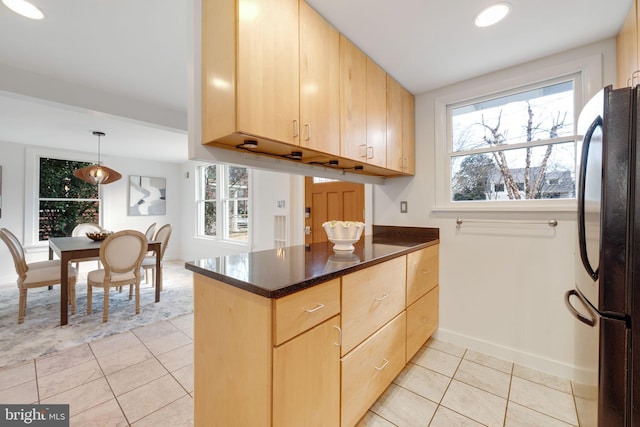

{"left": 367, "top": 147, "right": 374, "bottom": 159}
{"left": 421, "top": 316, "right": 431, "bottom": 324}
{"left": 304, "top": 124, "right": 311, "bottom": 141}
{"left": 374, "top": 359, "right": 389, "bottom": 371}
{"left": 293, "top": 120, "right": 299, "bottom": 138}
{"left": 421, "top": 269, "right": 431, "bottom": 275}
{"left": 333, "top": 325, "right": 342, "bottom": 347}
{"left": 374, "top": 293, "right": 389, "bottom": 302}
{"left": 359, "top": 144, "right": 367, "bottom": 158}
{"left": 305, "top": 303, "right": 324, "bottom": 313}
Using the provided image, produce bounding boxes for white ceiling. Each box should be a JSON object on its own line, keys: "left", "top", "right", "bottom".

{"left": 0, "top": 0, "right": 632, "bottom": 163}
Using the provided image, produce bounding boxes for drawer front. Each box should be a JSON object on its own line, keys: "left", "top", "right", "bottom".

{"left": 341, "top": 312, "right": 406, "bottom": 427}
{"left": 406, "top": 244, "right": 439, "bottom": 306}
{"left": 341, "top": 256, "right": 406, "bottom": 355}
{"left": 274, "top": 278, "right": 341, "bottom": 345}
{"left": 406, "top": 285, "right": 439, "bottom": 363}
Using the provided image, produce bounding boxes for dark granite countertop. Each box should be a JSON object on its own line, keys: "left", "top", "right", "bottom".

{"left": 185, "top": 226, "right": 439, "bottom": 298}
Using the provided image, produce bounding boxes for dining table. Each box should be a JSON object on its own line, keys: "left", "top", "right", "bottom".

{"left": 49, "top": 236, "right": 162, "bottom": 326}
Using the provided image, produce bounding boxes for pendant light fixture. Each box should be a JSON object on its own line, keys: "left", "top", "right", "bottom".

{"left": 73, "top": 131, "right": 122, "bottom": 185}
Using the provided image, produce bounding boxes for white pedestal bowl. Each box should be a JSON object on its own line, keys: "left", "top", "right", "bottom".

{"left": 322, "top": 220, "right": 365, "bottom": 252}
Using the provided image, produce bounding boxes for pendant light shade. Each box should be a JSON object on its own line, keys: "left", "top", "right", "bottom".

{"left": 73, "top": 131, "right": 122, "bottom": 185}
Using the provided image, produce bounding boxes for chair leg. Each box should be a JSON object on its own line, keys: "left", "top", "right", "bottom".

{"left": 146, "top": 268, "right": 150, "bottom": 285}
{"left": 18, "top": 288, "right": 27, "bottom": 324}
{"left": 128, "top": 284, "right": 133, "bottom": 300}
{"left": 87, "top": 284, "right": 92, "bottom": 314}
{"left": 70, "top": 280, "right": 76, "bottom": 316}
{"left": 135, "top": 282, "right": 140, "bottom": 315}
{"left": 103, "top": 287, "right": 109, "bottom": 322}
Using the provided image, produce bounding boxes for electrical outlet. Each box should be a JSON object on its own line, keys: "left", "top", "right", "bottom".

{"left": 400, "top": 201, "right": 408, "bottom": 213}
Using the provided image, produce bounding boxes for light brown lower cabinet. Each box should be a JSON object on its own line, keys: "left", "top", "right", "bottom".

{"left": 341, "top": 312, "right": 406, "bottom": 427}
{"left": 274, "top": 315, "right": 342, "bottom": 426}
{"left": 193, "top": 244, "right": 439, "bottom": 427}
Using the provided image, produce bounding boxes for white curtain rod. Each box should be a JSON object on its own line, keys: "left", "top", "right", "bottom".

{"left": 455, "top": 218, "right": 558, "bottom": 229}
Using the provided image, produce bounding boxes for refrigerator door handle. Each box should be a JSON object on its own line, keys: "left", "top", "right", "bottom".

{"left": 565, "top": 289, "right": 597, "bottom": 327}
{"left": 577, "top": 115, "right": 602, "bottom": 281}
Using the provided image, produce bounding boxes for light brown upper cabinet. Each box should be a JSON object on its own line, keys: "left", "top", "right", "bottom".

{"left": 299, "top": 0, "right": 340, "bottom": 156}
{"left": 617, "top": 0, "right": 639, "bottom": 88}
{"left": 366, "top": 58, "right": 388, "bottom": 168}
{"left": 387, "top": 76, "right": 415, "bottom": 174}
{"left": 202, "top": 0, "right": 300, "bottom": 145}
{"left": 339, "top": 35, "right": 367, "bottom": 161}
{"left": 339, "top": 36, "right": 388, "bottom": 168}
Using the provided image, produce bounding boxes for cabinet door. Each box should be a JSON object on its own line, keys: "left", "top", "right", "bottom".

{"left": 341, "top": 312, "right": 406, "bottom": 427}
{"left": 616, "top": 0, "right": 638, "bottom": 88}
{"left": 386, "top": 75, "right": 404, "bottom": 172}
{"left": 340, "top": 35, "right": 367, "bottom": 161}
{"left": 273, "top": 315, "right": 341, "bottom": 427}
{"left": 342, "top": 256, "right": 406, "bottom": 355}
{"left": 406, "top": 286, "right": 439, "bottom": 362}
{"left": 237, "top": 0, "right": 300, "bottom": 144}
{"left": 402, "top": 86, "right": 415, "bottom": 174}
{"left": 406, "top": 245, "right": 439, "bottom": 306}
{"left": 299, "top": 0, "right": 340, "bottom": 155}
{"left": 366, "top": 58, "right": 387, "bottom": 168}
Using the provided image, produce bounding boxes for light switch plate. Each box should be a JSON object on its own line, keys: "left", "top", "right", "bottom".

{"left": 400, "top": 201, "right": 408, "bottom": 213}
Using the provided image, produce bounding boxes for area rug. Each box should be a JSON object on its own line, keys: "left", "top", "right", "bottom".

{"left": 0, "top": 260, "right": 193, "bottom": 369}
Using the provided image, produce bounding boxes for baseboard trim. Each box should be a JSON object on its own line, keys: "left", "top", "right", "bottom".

{"left": 434, "top": 328, "right": 578, "bottom": 381}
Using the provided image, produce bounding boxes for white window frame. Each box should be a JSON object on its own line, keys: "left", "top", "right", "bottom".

{"left": 433, "top": 54, "right": 602, "bottom": 212}
{"left": 196, "top": 163, "right": 251, "bottom": 246}
{"left": 25, "top": 147, "right": 102, "bottom": 247}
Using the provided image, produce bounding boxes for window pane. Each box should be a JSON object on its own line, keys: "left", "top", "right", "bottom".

{"left": 204, "top": 165, "right": 217, "bottom": 200}
{"left": 227, "top": 199, "right": 248, "bottom": 241}
{"left": 452, "top": 81, "right": 574, "bottom": 152}
{"left": 228, "top": 166, "right": 248, "bottom": 197}
{"left": 39, "top": 200, "right": 99, "bottom": 240}
{"left": 203, "top": 201, "right": 217, "bottom": 236}
{"left": 451, "top": 142, "right": 575, "bottom": 201}
{"left": 40, "top": 157, "right": 97, "bottom": 199}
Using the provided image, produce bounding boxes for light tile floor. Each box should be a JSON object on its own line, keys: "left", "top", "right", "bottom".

{"left": 0, "top": 315, "right": 580, "bottom": 427}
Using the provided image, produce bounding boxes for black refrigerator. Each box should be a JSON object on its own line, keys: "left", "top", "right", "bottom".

{"left": 565, "top": 84, "right": 639, "bottom": 427}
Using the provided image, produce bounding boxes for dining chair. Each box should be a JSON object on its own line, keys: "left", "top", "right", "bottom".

{"left": 144, "top": 222, "right": 157, "bottom": 241}
{"left": 0, "top": 228, "right": 77, "bottom": 324}
{"left": 71, "top": 223, "right": 103, "bottom": 274}
{"left": 141, "top": 224, "right": 172, "bottom": 290}
{"left": 86, "top": 230, "right": 147, "bottom": 322}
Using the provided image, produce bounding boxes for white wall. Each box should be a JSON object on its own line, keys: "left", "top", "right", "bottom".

{"left": 373, "top": 38, "right": 618, "bottom": 379}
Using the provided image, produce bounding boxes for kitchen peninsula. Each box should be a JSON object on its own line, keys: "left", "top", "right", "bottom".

{"left": 185, "top": 226, "right": 439, "bottom": 426}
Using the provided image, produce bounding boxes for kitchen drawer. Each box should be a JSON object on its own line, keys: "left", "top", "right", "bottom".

{"left": 341, "top": 312, "right": 406, "bottom": 427}
{"left": 406, "top": 285, "right": 439, "bottom": 362}
{"left": 273, "top": 278, "right": 341, "bottom": 345}
{"left": 341, "top": 256, "right": 406, "bottom": 355}
{"left": 406, "top": 244, "right": 439, "bottom": 306}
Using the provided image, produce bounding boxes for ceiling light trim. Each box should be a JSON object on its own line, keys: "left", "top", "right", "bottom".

{"left": 2, "top": 0, "right": 44, "bottom": 20}
{"left": 474, "top": 2, "right": 511, "bottom": 28}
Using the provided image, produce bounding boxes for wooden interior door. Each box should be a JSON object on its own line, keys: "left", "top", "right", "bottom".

{"left": 304, "top": 177, "right": 364, "bottom": 244}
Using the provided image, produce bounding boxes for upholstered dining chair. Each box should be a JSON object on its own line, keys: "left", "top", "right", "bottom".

{"left": 71, "top": 223, "right": 103, "bottom": 274}
{"left": 144, "top": 222, "right": 157, "bottom": 242}
{"left": 0, "top": 228, "right": 77, "bottom": 324}
{"left": 141, "top": 224, "right": 172, "bottom": 290}
{"left": 86, "top": 230, "right": 147, "bottom": 322}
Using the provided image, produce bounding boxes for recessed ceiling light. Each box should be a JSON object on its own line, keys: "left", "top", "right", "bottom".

{"left": 2, "top": 0, "right": 44, "bottom": 20}
{"left": 474, "top": 3, "right": 510, "bottom": 27}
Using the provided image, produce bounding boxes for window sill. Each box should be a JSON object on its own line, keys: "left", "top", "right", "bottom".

{"left": 432, "top": 199, "right": 577, "bottom": 214}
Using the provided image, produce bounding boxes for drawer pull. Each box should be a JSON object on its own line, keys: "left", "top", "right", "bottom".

{"left": 374, "top": 293, "right": 389, "bottom": 302}
{"left": 305, "top": 303, "right": 325, "bottom": 313}
{"left": 374, "top": 359, "right": 389, "bottom": 371}
{"left": 421, "top": 316, "right": 431, "bottom": 324}
{"left": 421, "top": 269, "right": 431, "bottom": 275}
{"left": 333, "top": 325, "right": 342, "bottom": 347}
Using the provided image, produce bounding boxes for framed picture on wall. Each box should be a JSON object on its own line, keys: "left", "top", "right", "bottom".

{"left": 128, "top": 175, "right": 166, "bottom": 216}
